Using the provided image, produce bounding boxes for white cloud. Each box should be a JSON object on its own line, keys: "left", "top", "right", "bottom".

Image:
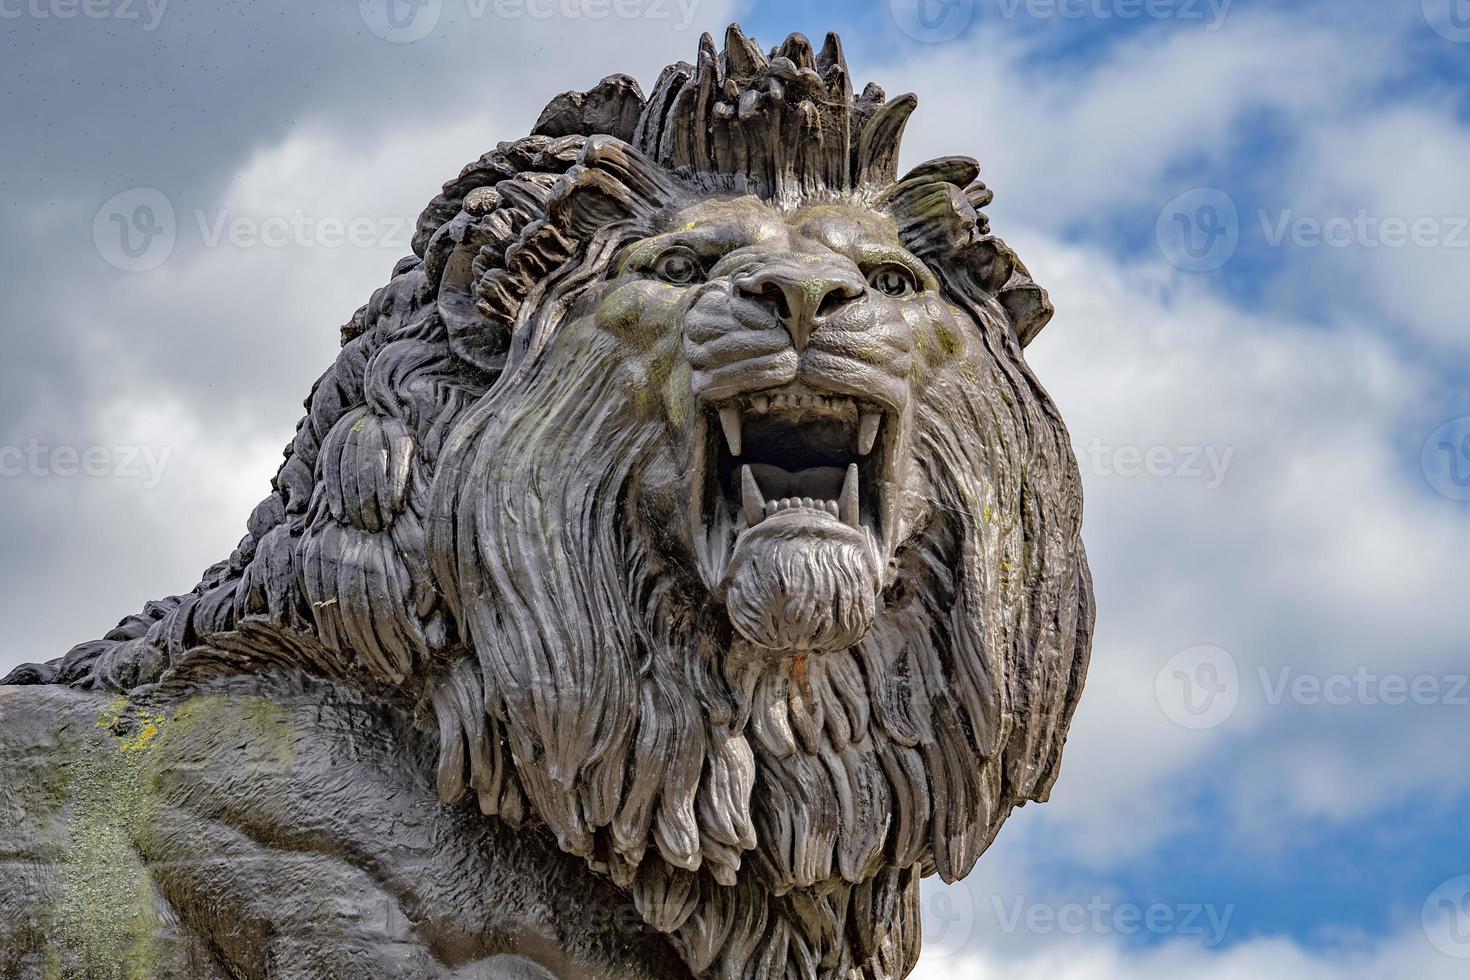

{"left": 880, "top": 9, "right": 1404, "bottom": 233}
{"left": 851, "top": 0, "right": 1470, "bottom": 872}
{"left": 1278, "top": 106, "right": 1470, "bottom": 349}
{"left": 3, "top": 8, "right": 1466, "bottom": 975}
{"left": 993, "top": 230, "right": 1470, "bottom": 865}
{"left": 910, "top": 926, "right": 1467, "bottom": 980}
{"left": 910, "top": 836, "right": 1464, "bottom": 976}
{"left": 0, "top": 391, "right": 283, "bottom": 661}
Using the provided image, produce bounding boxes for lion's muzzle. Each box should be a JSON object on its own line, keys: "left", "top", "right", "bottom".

{"left": 693, "top": 387, "right": 900, "bottom": 653}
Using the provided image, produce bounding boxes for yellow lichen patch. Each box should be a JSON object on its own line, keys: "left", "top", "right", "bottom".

{"left": 659, "top": 358, "right": 693, "bottom": 429}
{"left": 933, "top": 315, "right": 966, "bottom": 362}
{"left": 56, "top": 699, "right": 167, "bottom": 979}
{"left": 594, "top": 282, "right": 648, "bottom": 339}
{"left": 117, "top": 715, "right": 163, "bottom": 754}
{"left": 52, "top": 695, "right": 293, "bottom": 977}
{"left": 93, "top": 695, "right": 127, "bottom": 732}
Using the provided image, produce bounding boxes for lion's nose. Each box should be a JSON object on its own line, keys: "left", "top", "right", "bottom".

{"left": 734, "top": 264, "right": 866, "bottom": 351}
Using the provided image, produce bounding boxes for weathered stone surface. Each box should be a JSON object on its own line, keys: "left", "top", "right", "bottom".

{"left": 0, "top": 25, "right": 1092, "bottom": 980}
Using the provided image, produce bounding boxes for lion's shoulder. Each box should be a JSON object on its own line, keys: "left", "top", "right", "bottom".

{"left": 0, "top": 683, "right": 119, "bottom": 842}
{"left": 0, "top": 677, "right": 687, "bottom": 979}
{"left": 0, "top": 684, "right": 225, "bottom": 977}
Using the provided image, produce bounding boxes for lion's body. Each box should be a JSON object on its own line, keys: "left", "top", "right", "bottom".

{"left": 0, "top": 680, "right": 687, "bottom": 979}
{"left": 1, "top": 26, "right": 1092, "bottom": 980}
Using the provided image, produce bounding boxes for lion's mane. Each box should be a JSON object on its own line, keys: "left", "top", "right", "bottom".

{"left": 6, "top": 26, "right": 1092, "bottom": 980}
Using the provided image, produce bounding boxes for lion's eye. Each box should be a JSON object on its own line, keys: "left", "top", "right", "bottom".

{"left": 652, "top": 248, "right": 704, "bottom": 285}
{"left": 868, "top": 265, "right": 918, "bottom": 297}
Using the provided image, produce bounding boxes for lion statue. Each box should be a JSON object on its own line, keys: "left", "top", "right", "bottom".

{"left": 0, "top": 26, "right": 1093, "bottom": 980}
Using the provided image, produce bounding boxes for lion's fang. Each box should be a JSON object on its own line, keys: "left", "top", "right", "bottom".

{"left": 840, "top": 464, "right": 860, "bottom": 527}
{"left": 741, "top": 465, "right": 765, "bottom": 526}
{"left": 858, "top": 412, "right": 881, "bottom": 456}
{"left": 720, "top": 406, "right": 743, "bottom": 456}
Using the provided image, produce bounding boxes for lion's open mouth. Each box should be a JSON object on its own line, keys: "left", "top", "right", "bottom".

{"left": 690, "top": 386, "right": 900, "bottom": 590}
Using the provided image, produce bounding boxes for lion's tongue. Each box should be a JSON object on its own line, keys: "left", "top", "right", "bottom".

{"left": 739, "top": 463, "right": 860, "bottom": 529}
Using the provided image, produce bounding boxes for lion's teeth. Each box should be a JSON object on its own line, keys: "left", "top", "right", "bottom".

{"left": 840, "top": 463, "right": 860, "bottom": 527}
{"left": 719, "top": 406, "right": 743, "bottom": 456}
{"left": 751, "top": 395, "right": 769, "bottom": 413}
{"left": 858, "top": 411, "right": 881, "bottom": 456}
{"left": 741, "top": 465, "right": 764, "bottom": 526}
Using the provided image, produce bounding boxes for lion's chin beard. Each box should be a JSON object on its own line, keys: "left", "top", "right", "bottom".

{"left": 722, "top": 511, "right": 881, "bottom": 653}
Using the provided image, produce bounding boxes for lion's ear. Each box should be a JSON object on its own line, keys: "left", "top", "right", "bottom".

{"left": 979, "top": 238, "right": 1056, "bottom": 347}
{"left": 886, "top": 157, "right": 1057, "bottom": 346}
{"left": 999, "top": 276, "right": 1055, "bottom": 348}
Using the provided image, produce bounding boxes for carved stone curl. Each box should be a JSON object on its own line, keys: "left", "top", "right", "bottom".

{"left": 0, "top": 25, "right": 1092, "bottom": 980}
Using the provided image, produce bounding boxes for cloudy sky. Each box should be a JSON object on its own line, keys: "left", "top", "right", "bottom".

{"left": 2, "top": 0, "right": 1467, "bottom": 975}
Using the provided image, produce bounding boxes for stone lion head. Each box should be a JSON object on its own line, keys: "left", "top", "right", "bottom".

{"left": 11, "top": 27, "right": 1092, "bottom": 980}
